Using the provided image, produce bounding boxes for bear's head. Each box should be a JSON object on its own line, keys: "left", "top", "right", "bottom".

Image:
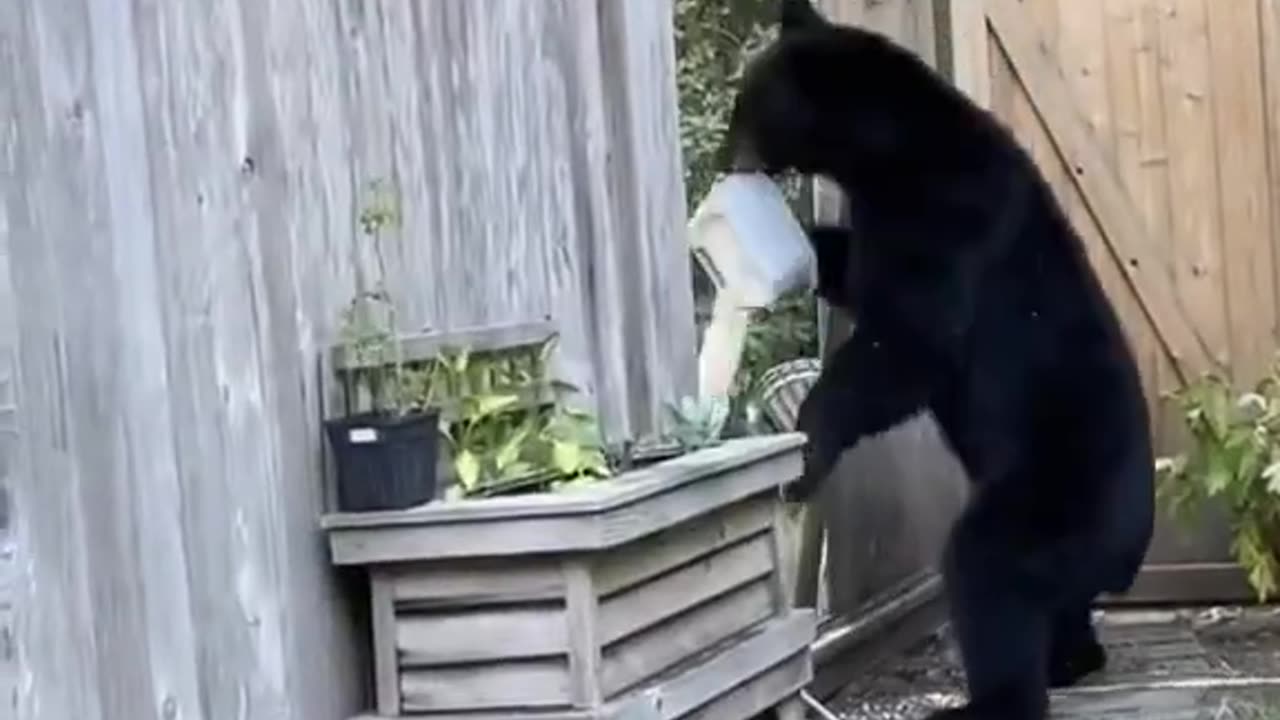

{"left": 721, "top": 0, "right": 966, "bottom": 185}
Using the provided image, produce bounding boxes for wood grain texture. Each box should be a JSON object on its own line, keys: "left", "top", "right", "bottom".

{"left": 1153, "top": 0, "right": 1229, "bottom": 369}
{"left": 1264, "top": 0, "right": 1280, "bottom": 345}
{"left": 980, "top": 0, "right": 1280, "bottom": 600}
{"left": 398, "top": 604, "right": 569, "bottom": 666}
{"left": 362, "top": 491, "right": 807, "bottom": 716}
{"left": 592, "top": 0, "right": 698, "bottom": 437}
{"left": 353, "top": 618, "right": 814, "bottom": 720}
{"left": 563, "top": 560, "right": 603, "bottom": 708}
{"left": 371, "top": 572, "right": 402, "bottom": 715}
{"left": 988, "top": 0, "right": 1214, "bottom": 379}
{"left": 680, "top": 655, "right": 810, "bottom": 720}
{"left": 1205, "top": 0, "right": 1277, "bottom": 382}
{"left": 0, "top": 1, "right": 693, "bottom": 718}
{"left": 948, "top": 0, "right": 992, "bottom": 107}
{"left": 1100, "top": 0, "right": 1172, "bottom": 427}
{"left": 0, "top": 162, "right": 18, "bottom": 719}
{"left": 604, "top": 611, "right": 815, "bottom": 720}
{"left": 353, "top": 712, "right": 594, "bottom": 720}
{"left": 592, "top": 495, "right": 775, "bottom": 597}
{"left": 400, "top": 659, "right": 573, "bottom": 712}
{"left": 392, "top": 559, "right": 566, "bottom": 607}
{"left": 324, "top": 438, "right": 803, "bottom": 565}
{"left": 597, "top": 533, "right": 774, "bottom": 646}
{"left": 599, "top": 580, "right": 776, "bottom": 697}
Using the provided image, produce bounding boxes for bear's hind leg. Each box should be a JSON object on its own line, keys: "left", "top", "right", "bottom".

{"left": 1048, "top": 602, "right": 1106, "bottom": 688}
{"left": 925, "top": 516, "right": 1053, "bottom": 720}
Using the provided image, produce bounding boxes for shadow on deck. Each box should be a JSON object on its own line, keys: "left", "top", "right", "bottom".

{"left": 830, "top": 606, "right": 1280, "bottom": 719}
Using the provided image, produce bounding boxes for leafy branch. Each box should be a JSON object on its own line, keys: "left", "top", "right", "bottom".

{"left": 675, "top": 0, "right": 819, "bottom": 432}
{"left": 1157, "top": 361, "right": 1280, "bottom": 601}
{"left": 338, "top": 180, "right": 419, "bottom": 415}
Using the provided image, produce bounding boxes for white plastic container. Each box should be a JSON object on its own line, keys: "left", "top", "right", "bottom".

{"left": 687, "top": 173, "right": 815, "bottom": 400}
{"left": 688, "top": 173, "right": 816, "bottom": 308}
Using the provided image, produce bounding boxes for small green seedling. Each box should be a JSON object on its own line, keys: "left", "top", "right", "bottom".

{"left": 666, "top": 395, "right": 730, "bottom": 452}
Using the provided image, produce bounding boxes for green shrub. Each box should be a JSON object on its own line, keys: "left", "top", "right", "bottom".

{"left": 674, "top": 0, "right": 819, "bottom": 429}
{"left": 1157, "top": 363, "right": 1280, "bottom": 602}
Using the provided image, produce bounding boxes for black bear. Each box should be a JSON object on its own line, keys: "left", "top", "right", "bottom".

{"left": 723, "top": 2, "right": 1155, "bottom": 719}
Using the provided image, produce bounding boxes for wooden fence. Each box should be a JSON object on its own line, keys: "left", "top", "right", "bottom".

{"left": 951, "top": 0, "right": 1280, "bottom": 601}
{"left": 800, "top": 0, "right": 1280, "bottom": 686}
{"left": 0, "top": 1, "right": 693, "bottom": 718}
{"left": 0, "top": 243, "right": 15, "bottom": 711}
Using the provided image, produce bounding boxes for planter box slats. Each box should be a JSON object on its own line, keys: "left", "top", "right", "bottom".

{"left": 324, "top": 436, "right": 802, "bottom": 565}
{"left": 599, "top": 578, "right": 776, "bottom": 697}
{"left": 397, "top": 602, "right": 567, "bottom": 665}
{"left": 337, "top": 516, "right": 583, "bottom": 565}
{"left": 400, "top": 658, "right": 572, "bottom": 712}
{"left": 391, "top": 559, "right": 566, "bottom": 607}
{"left": 592, "top": 495, "right": 775, "bottom": 596}
{"left": 357, "top": 713, "right": 592, "bottom": 720}
{"left": 327, "top": 434, "right": 815, "bottom": 719}
{"left": 354, "top": 613, "right": 815, "bottom": 720}
{"left": 682, "top": 648, "right": 809, "bottom": 720}
{"left": 385, "top": 496, "right": 775, "bottom": 610}
{"left": 597, "top": 531, "right": 774, "bottom": 646}
{"left": 607, "top": 612, "right": 814, "bottom": 720}
{"left": 368, "top": 507, "right": 796, "bottom": 716}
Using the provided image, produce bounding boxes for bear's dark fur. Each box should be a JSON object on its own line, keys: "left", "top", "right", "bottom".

{"left": 725, "top": 2, "right": 1155, "bottom": 718}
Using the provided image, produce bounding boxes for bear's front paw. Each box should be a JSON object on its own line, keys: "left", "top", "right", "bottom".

{"left": 781, "top": 471, "right": 820, "bottom": 503}
{"left": 783, "top": 441, "right": 836, "bottom": 503}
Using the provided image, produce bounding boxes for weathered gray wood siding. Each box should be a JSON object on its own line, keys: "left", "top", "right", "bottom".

{"left": 0, "top": 1, "right": 694, "bottom": 719}
{"left": 0, "top": 239, "right": 16, "bottom": 714}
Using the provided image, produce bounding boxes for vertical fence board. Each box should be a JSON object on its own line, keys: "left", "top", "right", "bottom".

{"left": 0, "top": 0, "right": 693, "bottom": 717}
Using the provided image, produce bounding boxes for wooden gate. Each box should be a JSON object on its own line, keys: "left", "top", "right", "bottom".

{"left": 951, "top": 0, "right": 1280, "bottom": 602}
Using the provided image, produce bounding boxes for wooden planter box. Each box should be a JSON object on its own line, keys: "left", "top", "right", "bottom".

{"left": 322, "top": 433, "right": 815, "bottom": 719}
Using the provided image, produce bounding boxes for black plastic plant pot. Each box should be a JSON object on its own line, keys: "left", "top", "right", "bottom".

{"left": 325, "top": 410, "right": 441, "bottom": 513}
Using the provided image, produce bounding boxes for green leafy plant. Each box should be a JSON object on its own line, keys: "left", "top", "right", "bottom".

{"left": 337, "top": 179, "right": 420, "bottom": 415}
{"left": 440, "top": 388, "right": 533, "bottom": 495}
{"left": 674, "top": 0, "right": 796, "bottom": 208}
{"left": 666, "top": 395, "right": 730, "bottom": 451}
{"left": 1156, "top": 363, "right": 1280, "bottom": 602}
{"left": 541, "top": 406, "right": 612, "bottom": 490}
{"left": 434, "top": 339, "right": 612, "bottom": 499}
{"left": 675, "top": 0, "right": 819, "bottom": 433}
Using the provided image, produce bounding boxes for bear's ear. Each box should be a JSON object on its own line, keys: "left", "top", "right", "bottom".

{"left": 780, "top": 0, "right": 827, "bottom": 33}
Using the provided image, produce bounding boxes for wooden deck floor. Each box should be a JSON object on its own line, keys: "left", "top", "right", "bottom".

{"left": 830, "top": 607, "right": 1280, "bottom": 719}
